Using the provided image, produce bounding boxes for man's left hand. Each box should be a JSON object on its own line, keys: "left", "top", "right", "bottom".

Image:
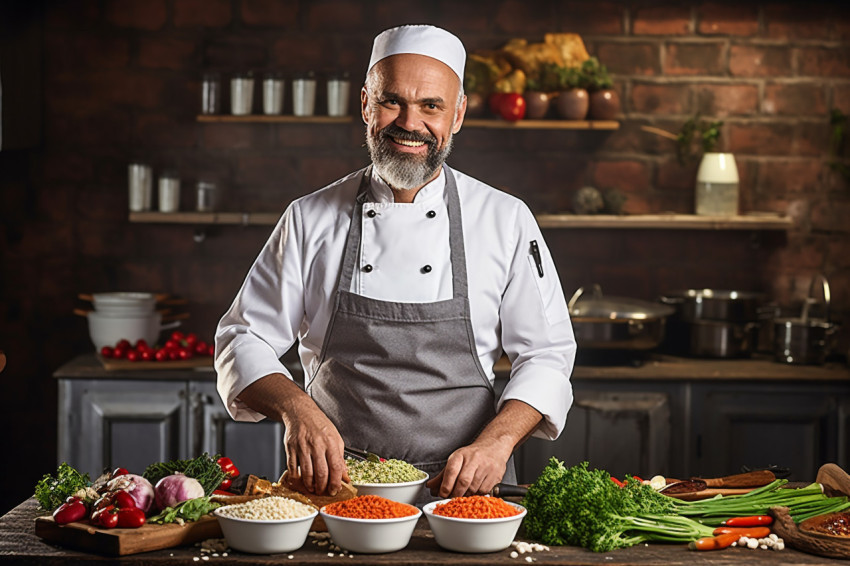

{"left": 426, "top": 439, "right": 512, "bottom": 498}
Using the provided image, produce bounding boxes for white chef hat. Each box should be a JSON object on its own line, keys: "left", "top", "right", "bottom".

{"left": 367, "top": 24, "right": 466, "bottom": 83}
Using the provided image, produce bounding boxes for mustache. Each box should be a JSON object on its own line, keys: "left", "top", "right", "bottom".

{"left": 378, "top": 123, "right": 437, "bottom": 145}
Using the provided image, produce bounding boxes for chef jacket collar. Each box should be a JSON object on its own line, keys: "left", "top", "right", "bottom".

{"left": 368, "top": 167, "right": 446, "bottom": 205}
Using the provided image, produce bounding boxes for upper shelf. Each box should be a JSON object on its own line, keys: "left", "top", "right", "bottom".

{"left": 195, "top": 115, "right": 619, "bottom": 129}
{"left": 130, "top": 211, "right": 792, "bottom": 230}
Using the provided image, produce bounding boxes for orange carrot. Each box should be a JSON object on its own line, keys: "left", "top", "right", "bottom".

{"left": 432, "top": 495, "right": 521, "bottom": 519}
{"left": 712, "top": 526, "right": 771, "bottom": 538}
{"left": 323, "top": 495, "right": 418, "bottom": 519}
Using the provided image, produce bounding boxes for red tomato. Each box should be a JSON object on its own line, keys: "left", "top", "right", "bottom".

{"left": 116, "top": 507, "right": 146, "bottom": 528}
{"left": 113, "top": 491, "right": 136, "bottom": 510}
{"left": 113, "top": 347, "right": 127, "bottom": 359}
{"left": 186, "top": 333, "right": 198, "bottom": 346}
{"left": 134, "top": 339, "right": 148, "bottom": 351}
{"left": 164, "top": 339, "right": 179, "bottom": 350}
{"left": 207, "top": 343, "right": 215, "bottom": 357}
{"left": 155, "top": 349, "right": 169, "bottom": 362}
{"left": 100, "top": 346, "right": 114, "bottom": 359}
{"left": 168, "top": 350, "right": 180, "bottom": 361}
{"left": 126, "top": 350, "right": 140, "bottom": 362}
{"left": 141, "top": 350, "right": 153, "bottom": 361}
{"left": 170, "top": 331, "right": 185, "bottom": 342}
{"left": 488, "top": 92, "right": 508, "bottom": 116}
{"left": 194, "top": 341, "right": 208, "bottom": 355}
{"left": 498, "top": 93, "right": 526, "bottom": 121}
{"left": 178, "top": 347, "right": 193, "bottom": 360}
{"left": 116, "top": 339, "right": 131, "bottom": 350}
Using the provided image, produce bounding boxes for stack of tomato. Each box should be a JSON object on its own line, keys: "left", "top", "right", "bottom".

{"left": 100, "top": 331, "right": 214, "bottom": 362}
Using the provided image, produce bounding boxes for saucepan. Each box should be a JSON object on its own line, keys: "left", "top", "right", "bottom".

{"left": 660, "top": 288, "right": 764, "bottom": 323}
{"left": 773, "top": 274, "right": 839, "bottom": 365}
{"left": 568, "top": 284, "right": 675, "bottom": 350}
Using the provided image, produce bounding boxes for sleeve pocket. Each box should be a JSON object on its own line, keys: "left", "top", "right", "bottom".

{"left": 526, "top": 255, "right": 571, "bottom": 326}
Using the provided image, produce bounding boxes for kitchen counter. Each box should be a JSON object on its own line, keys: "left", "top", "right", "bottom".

{"left": 0, "top": 498, "right": 841, "bottom": 565}
{"left": 53, "top": 353, "right": 850, "bottom": 383}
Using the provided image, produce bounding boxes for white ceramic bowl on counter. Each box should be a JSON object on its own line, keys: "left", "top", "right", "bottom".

{"left": 423, "top": 499, "right": 526, "bottom": 553}
{"left": 351, "top": 471, "right": 428, "bottom": 506}
{"left": 320, "top": 506, "right": 421, "bottom": 554}
{"left": 214, "top": 505, "right": 318, "bottom": 554}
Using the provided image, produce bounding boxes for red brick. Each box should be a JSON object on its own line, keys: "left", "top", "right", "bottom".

{"left": 139, "top": 38, "right": 197, "bottom": 70}
{"left": 241, "top": 0, "right": 298, "bottom": 27}
{"left": 591, "top": 160, "right": 651, "bottom": 193}
{"left": 696, "top": 83, "right": 758, "bottom": 117}
{"left": 729, "top": 45, "right": 792, "bottom": 78}
{"left": 631, "top": 83, "right": 692, "bottom": 114}
{"left": 105, "top": 0, "right": 166, "bottom": 30}
{"left": 758, "top": 159, "right": 823, "bottom": 195}
{"left": 727, "top": 122, "right": 795, "bottom": 155}
{"left": 834, "top": 85, "right": 850, "bottom": 115}
{"left": 657, "top": 157, "right": 699, "bottom": 191}
{"left": 633, "top": 5, "right": 692, "bottom": 35}
{"left": 835, "top": 10, "right": 850, "bottom": 41}
{"left": 304, "top": 1, "right": 364, "bottom": 32}
{"left": 134, "top": 113, "right": 198, "bottom": 149}
{"left": 235, "top": 153, "right": 299, "bottom": 186}
{"left": 810, "top": 199, "right": 850, "bottom": 233}
{"left": 697, "top": 3, "right": 759, "bottom": 37}
{"left": 201, "top": 123, "right": 274, "bottom": 150}
{"left": 663, "top": 42, "right": 726, "bottom": 76}
{"left": 494, "top": 0, "right": 556, "bottom": 35}
{"left": 434, "top": 3, "right": 490, "bottom": 34}
{"left": 48, "top": 72, "right": 167, "bottom": 111}
{"left": 791, "top": 122, "right": 830, "bottom": 157}
{"left": 174, "top": 0, "right": 231, "bottom": 28}
{"left": 46, "top": 0, "right": 100, "bottom": 29}
{"left": 764, "top": 4, "right": 831, "bottom": 40}
{"left": 763, "top": 82, "right": 827, "bottom": 117}
{"left": 46, "top": 34, "right": 130, "bottom": 72}
{"left": 595, "top": 42, "right": 660, "bottom": 76}
{"left": 205, "top": 37, "right": 269, "bottom": 70}
{"left": 48, "top": 108, "right": 133, "bottom": 147}
{"left": 600, "top": 120, "right": 675, "bottom": 154}
{"left": 552, "top": 2, "right": 625, "bottom": 35}
{"left": 797, "top": 47, "right": 850, "bottom": 79}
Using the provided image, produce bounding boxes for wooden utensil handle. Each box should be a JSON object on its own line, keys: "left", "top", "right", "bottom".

{"left": 702, "top": 470, "right": 775, "bottom": 488}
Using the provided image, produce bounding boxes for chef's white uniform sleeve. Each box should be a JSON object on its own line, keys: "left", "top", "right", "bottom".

{"left": 497, "top": 203, "right": 576, "bottom": 440}
{"left": 214, "top": 202, "right": 306, "bottom": 421}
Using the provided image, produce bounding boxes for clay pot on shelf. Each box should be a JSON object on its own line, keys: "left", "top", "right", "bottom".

{"left": 523, "top": 91, "right": 551, "bottom": 120}
{"left": 555, "top": 88, "right": 589, "bottom": 120}
{"left": 589, "top": 89, "right": 621, "bottom": 120}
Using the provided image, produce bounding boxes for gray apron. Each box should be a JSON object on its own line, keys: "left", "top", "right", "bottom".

{"left": 307, "top": 165, "right": 516, "bottom": 499}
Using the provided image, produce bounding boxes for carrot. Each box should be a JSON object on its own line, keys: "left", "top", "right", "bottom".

{"left": 712, "top": 526, "right": 771, "bottom": 538}
{"left": 432, "top": 495, "right": 521, "bottom": 519}
{"left": 722, "top": 515, "right": 773, "bottom": 527}
{"left": 688, "top": 532, "right": 740, "bottom": 551}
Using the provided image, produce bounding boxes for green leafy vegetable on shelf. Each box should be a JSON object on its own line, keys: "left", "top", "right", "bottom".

{"left": 34, "top": 462, "right": 91, "bottom": 511}
{"left": 142, "top": 453, "right": 227, "bottom": 496}
{"left": 148, "top": 496, "right": 220, "bottom": 524}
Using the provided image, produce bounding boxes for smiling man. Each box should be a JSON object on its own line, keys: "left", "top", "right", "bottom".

{"left": 214, "top": 25, "right": 576, "bottom": 502}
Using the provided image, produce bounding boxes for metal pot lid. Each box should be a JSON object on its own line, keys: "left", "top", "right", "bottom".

{"left": 774, "top": 317, "right": 834, "bottom": 329}
{"left": 569, "top": 284, "right": 675, "bottom": 320}
{"left": 664, "top": 289, "right": 764, "bottom": 301}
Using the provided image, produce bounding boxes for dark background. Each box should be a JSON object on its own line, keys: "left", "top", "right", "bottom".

{"left": 1, "top": 0, "right": 849, "bottom": 514}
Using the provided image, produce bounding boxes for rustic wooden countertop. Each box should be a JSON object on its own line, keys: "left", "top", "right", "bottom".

{"left": 0, "top": 499, "right": 841, "bottom": 565}
{"left": 53, "top": 354, "right": 850, "bottom": 383}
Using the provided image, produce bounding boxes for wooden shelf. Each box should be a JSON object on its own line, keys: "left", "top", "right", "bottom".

{"left": 463, "top": 118, "right": 619, "bottom": 130}
{"left": 130, "top": 211, "right": 792, "bottom": 230}
{"left": 196, "top": 115, "right": 353, "bottom": 124}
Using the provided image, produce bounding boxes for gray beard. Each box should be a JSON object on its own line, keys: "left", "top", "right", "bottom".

{"left": 366, "top": 124, "right": 454, "bottom": 191}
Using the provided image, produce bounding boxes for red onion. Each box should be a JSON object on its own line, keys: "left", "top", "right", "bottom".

{"left": 106, "top": 474, "right": 155, "bottom": 513}
{"left": 154, "top": 473, "right": 204, "bottom": 510}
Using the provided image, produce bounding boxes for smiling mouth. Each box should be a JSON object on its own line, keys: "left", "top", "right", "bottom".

{"left": 391, "top": 137, "right": 426, "bottom": 148}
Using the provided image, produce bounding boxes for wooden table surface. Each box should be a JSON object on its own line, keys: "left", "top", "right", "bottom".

{"left": 0, "top": 499, "right": 842, "bottom": 565}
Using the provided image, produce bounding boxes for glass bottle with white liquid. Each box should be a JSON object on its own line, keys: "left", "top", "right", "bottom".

{"left": 695, "top": 152, "right": 739, "bottom": 216}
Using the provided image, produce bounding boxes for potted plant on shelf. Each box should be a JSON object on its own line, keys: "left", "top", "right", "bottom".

{"left": 523, "top": 63, "right": 561, "bottom": 120}
{"left": 552, "top": 64, "right": 589, "bottom": 120}
{"left": 577, "top": 57, "right": 620, "bottom": 120}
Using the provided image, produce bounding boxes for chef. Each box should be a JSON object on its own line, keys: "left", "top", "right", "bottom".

{"left": 214, "top": 24, "right": 576, "bottom": 500}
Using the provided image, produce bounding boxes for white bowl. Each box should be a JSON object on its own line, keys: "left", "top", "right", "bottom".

{"left": 87, "top": 311, "right": 179, "bottom": 350}
{"left": 352, "top": 472, "right": 428, "bottom": 506}
{"left": 91, "top": 292, "right": 157, "bottom": 312}
{"left": 320, "top": 505, "right": 421, "bottom": 554}
{"left": 423, "top": 499, "right": 526, "bottom": 553}
{"left": 214, "top": 505, "right": 317, "bottom": 554}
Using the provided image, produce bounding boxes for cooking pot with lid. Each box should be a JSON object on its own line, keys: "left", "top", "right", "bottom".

{"left": 568, "top": 284, "right": 674, "bottom": 350}
{"left": 689, "top": 320, "right": 758, "bottom": 358}
{"left": 660, "top": 289, "right": 764, "bottom": 323}
{"left": 773, "top": 274, "right": 838, "bottom": 365}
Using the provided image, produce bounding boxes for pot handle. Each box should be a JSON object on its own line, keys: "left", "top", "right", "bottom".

{"left": 568, "top": 283, "right": 604, "bottom": 311}
{"left": 804, "top": 273, "right": 831, "bottom": 323}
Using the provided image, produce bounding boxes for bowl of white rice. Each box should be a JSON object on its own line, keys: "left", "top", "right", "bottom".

{"left": 214, "top": 496, "right": 318, "bottom": 554}
{"left": 346, "top": 458, "right": 429, "bottom": 505}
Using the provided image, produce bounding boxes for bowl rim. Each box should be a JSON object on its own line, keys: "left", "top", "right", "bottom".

{"left": 214, "top": 504, "right": 318, "bottom": 524}
{"left": 423, "top": 498, "right": 527, "bottom": 523}
{"left": 350, "top": 472, "right": 428, "bottom": 488}
{"left": 319, "top": 506, "right": 422, "bottom": 524}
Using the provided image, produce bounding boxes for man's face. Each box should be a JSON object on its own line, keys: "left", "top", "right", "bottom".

{"left": 362, "top": 54, "right": 467, "bottom": 191}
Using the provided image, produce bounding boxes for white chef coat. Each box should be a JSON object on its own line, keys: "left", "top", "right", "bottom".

{"left": 215, "top": 165, "right": 576, "bottom": 440}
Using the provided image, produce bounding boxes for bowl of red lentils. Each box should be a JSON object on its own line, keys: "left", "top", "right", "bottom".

{"left": 319, "top": 494, "right": 422, "bottom": 554}
{"left": 423, "top": 495, "right": 526, "bottom": 553}
{"left": 214, "top": 496, "right": 318, "bottom": 554}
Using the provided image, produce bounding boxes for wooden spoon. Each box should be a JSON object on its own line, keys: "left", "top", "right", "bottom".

{"left": 816, "top": 463, "right": 850, "bottom": 498}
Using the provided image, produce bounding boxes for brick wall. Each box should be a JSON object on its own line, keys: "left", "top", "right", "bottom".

{"left": 1, "top": 0, "right": 849, "bottom": 512}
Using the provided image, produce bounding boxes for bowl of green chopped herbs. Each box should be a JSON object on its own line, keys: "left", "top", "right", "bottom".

{"left": 345, "top": 458, "right": 428, "bottom": 505}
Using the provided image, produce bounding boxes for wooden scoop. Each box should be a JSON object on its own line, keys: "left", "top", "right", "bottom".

{"left": 817, "top": 463, "right": 850, "bottom": 498}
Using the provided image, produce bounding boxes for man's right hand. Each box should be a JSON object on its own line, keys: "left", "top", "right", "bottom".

{"left": 236, "top": 373, "right": 349, "bottom": 496}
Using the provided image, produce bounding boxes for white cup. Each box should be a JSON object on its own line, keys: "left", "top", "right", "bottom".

{"left": 128, "top": 163, "right": 152, "bottom": 212}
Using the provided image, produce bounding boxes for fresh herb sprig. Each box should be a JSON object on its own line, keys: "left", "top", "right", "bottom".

{"left": 142, "top": 453, "right": 227, "bottom": 496}
{"left": 34, "top": 463, "right": 91, "bottom": 511}
{"left": 148, "top": 496, "right": 220, "bottom": 524}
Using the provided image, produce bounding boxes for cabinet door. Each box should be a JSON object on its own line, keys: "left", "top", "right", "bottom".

{"left": 190, "top": 382, "right": 285, "bottom": 480}
{"left": 692, "top": 385, "right": 838, "bottom": 481}
{"left": 61, "top": 379, "right": 188, "bottom": 478}
{"left": 515, "top": 390, "right": 671, "bottom": 483}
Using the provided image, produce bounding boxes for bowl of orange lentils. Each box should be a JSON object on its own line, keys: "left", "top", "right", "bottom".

{"left": 320, "top": 494, "right": 422, "bottom": 554}
{"left": 423, "top": 495, "right": 527, "bottom": 553}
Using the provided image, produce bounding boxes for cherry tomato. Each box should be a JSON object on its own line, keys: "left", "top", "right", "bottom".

{"left": 126, "top": 350, "right": 140, "bottom": 362}
{"left": 178, "top": 347, "right": 193, "bottom": 360}
{"left": 100, "top": 346, "right": 114, "bottom": 358}
{"left": 113, "top": 491, "right": 136, "bottom": 510}
{"left": 116, "top": 339, "right": 131, "bottom": 350}
{"left": 194, "top": 341, "right": 208, "bottom": 355}
{"left": 498, "top": 93, "right": 526, "bottom": 121}
{"left": 154, "top": 349, "right": 169, "bottom": 362}
{"left": 112, "top": 467, "right": 129, "bottom": 477}
{"left": 186, "top": 333, "right": 198, "bottom": 346}
{"left": 113, "top": 347, "right": 127, "bottom": 359}
{"left": 95, "top": 506, "right": 118, "bottom": 529}
{"left": 141, "top": 350, "right": 153, "bottom": 361}
{"left": 116, "top": 507, "right": 146, "bottom": 528}
{"left": 134, "top": 339, "right": 148, "bottom": 351}
{"left": 207, "top": 344, "right": 215, "bottom": 357}
{"left": 170, "top": 331, "right": 185, "bottom": 342}
{"left": 168, "top": 350, "right": 180, "bottom": 361}
{"left": 218, "top": 477, "right": 232, "bottom": 490}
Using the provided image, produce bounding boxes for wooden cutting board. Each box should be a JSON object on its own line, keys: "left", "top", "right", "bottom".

{"left": 34, "top": 514, "right": 222, "bottom": 556}
{"left": 97, "top": 355, "right": 213, "bottom": 371}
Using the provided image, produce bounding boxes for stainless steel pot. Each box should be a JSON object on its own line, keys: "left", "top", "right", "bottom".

{"left": 689, "top": 320, "right": 758, "bottom": 358}
{"left": 661, "top": 289, "right": 764, "bottom": 323}
{"left": 569, "top": 284, "right": 674, "bottom": 350}
{"left": 773, "top": 274, "right": 838, "bottom": 365}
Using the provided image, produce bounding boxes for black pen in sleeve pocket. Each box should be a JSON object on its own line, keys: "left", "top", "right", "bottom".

{"left": 530, "top": 240, "right": 544, "bottom": 278}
